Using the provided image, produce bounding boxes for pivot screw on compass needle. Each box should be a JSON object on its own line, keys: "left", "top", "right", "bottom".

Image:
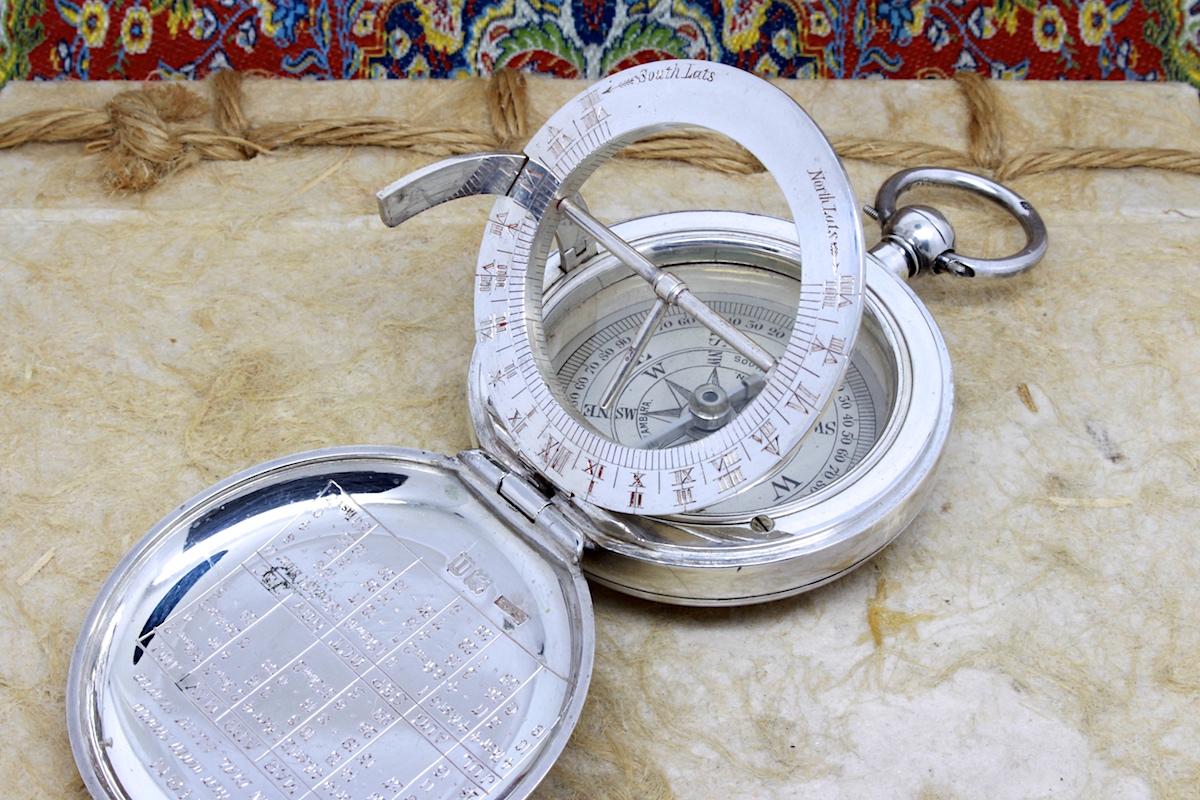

{"left": 556, "top": 196, "right": 778, "bottom": 411}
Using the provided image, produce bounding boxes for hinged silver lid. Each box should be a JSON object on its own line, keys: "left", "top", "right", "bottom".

{"left": 68, "top": 446, "right": 593, "bottom": 800}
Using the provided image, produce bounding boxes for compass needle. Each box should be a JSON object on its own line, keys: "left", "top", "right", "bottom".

{"left": 450, "top": 63, "right": 871, "bottom": 516}
{"left": 383, "top": 67, "right": 1041, "bottom": 598}
{"left": 67, "top": 62, "right": 1050, "bottom": 800}
{"left": 515, "top": 183, "right": 1040, "bottom": 600}
{"left": 664, "top": 378, "right": 694, "bottom": 406}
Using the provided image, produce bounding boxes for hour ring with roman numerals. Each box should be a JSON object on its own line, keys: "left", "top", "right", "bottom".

{"left": 473, "top": 62, "right": 863, "bottom": 515}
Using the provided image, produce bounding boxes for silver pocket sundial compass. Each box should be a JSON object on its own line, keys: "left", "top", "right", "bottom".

{"left": 376, "top": 62, "right": 867, "bottom": 516}
{"left": 68, "top": 61, "right": 1046, "bottom": 800}
{"left": 494, "top": 167, "right": 1045, "bottom": 605}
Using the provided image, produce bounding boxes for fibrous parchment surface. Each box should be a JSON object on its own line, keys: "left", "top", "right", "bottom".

{"left": 1, "top": 77, "right": 1199, "bottom": 800}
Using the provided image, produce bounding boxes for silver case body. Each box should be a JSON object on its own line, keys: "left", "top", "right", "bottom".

{"left": 470, "top": 212, "right": 954, "bottom": 605}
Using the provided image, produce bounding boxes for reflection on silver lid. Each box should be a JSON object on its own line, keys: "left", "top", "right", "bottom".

{"left": 68, "top": 448, "right": 593, "bottom": 800}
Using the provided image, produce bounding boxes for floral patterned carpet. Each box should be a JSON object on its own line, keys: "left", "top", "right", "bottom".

{"left": 1, "top": 0, "right": 1197, "bottom": 87}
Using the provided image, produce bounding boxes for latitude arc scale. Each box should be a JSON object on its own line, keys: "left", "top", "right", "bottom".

{"left": 67, "top": 62, "right": 1046, "bottom": 800}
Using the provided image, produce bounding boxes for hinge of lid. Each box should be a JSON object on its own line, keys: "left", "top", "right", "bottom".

{"left": 458, "top": 450, "right": 586, "bottom": 565}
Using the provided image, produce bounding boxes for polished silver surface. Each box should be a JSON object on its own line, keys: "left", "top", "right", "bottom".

{"left": 376, "top": 152, "right": 561, "bottom": 232}
{"left": 868, "top": 167, "right": 1048, "bottom": 278}
{"left": 469, "top": 211, "right": 954, "bottom": 605}
{"left": 377, "top": 153, "right": 528, "bottom": 228}
{"left": 867, "top": 205, "right": 957, "bottom": 280}
{"left": 70, "top": 60, "right": 1050, "bottom": 800}
{"left": 378, "top": 60, "right": 865, "bottom": 515}
{"left": 68, "top": 447, "right": 593, "bottom": 800}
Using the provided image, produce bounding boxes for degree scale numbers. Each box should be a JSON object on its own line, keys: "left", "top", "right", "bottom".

{"left": 470, "top": 60, "right": 865, "bottom": 515}
{"left": 556, "top": 298, "right": 797, "bottom": 449}
{"left": 70, "top": 60, "right": 1051, "bottom": 800}
{"left": 125, "top": 482, "right": 568, "bottom": 800}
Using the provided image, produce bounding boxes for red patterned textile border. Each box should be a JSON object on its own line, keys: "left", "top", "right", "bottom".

{"left": 2, "top": 1, "right": 1198, "bottom": 87}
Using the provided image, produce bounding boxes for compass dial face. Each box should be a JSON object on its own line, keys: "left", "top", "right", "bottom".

{"left": 472, "top": 61, "right": 864, "bottom": 515}
{"left": 557, "top": 297, "right": 797, "bottom": 450}
{"left": 721, "top": 355, "right": 888, "bottom": 513}
{"left": 545, "top": 264, "right": 894, "bottom": 519}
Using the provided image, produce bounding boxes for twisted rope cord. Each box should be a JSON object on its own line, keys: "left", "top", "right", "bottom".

{"left": 212, "top": 70, "right": 249, "bottom": 140}
{"left": 486, "top": 67, "right": 528, "bottom": 148}
{"left": 995, "top": 146, "right": 1200, "bottom": 180}
{"left": 1, "top": 68, "right": 1198, "bottom": 191}
{"left": 956, "top": 71, "right": 1005, "bottom": 171}
{"left": 0, "top": 107, "right": 112, "bottom": 143}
